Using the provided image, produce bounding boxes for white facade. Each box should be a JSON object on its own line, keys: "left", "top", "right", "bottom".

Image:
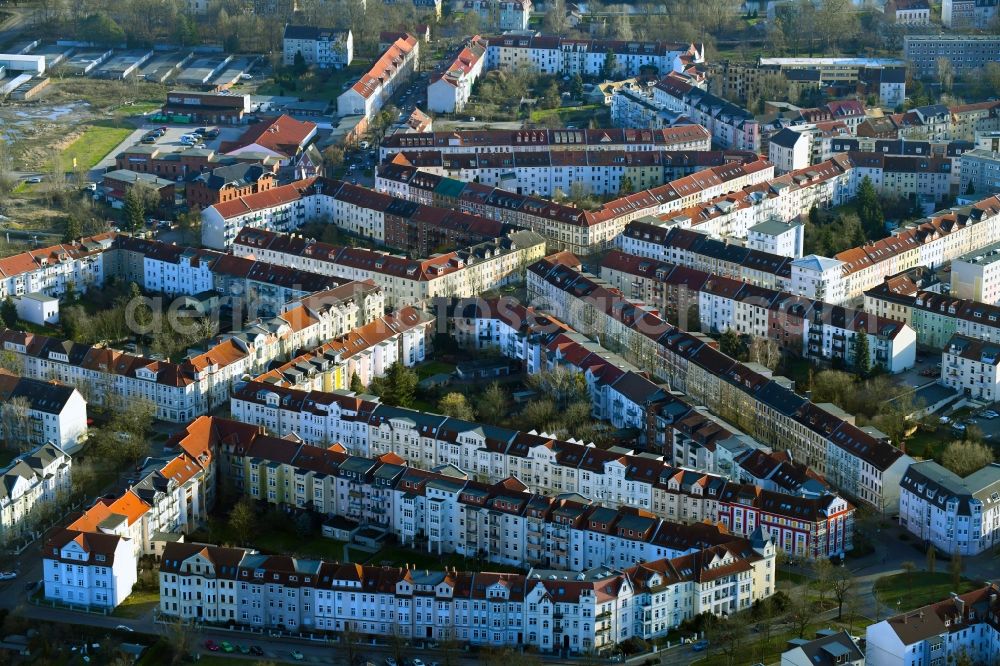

{"left": 14, "top": 293, "right": 58, "bottom": 325}
{"left": 283, "top": 26, "right": 353, "bottom": 70}
{"left": 43, "top": 531, "right": 137, "bottom": 610}
{"left": 951, "top": 242, "right": 1000, "bottom": 304}
{"left": 0, "top": 443, "right": 72, "bottom": 543}
{"left": 747, "top": 220, "right": 804, "bottom": 259}
{"left": 337, "top": 34, "right": 419, "bottom": 120}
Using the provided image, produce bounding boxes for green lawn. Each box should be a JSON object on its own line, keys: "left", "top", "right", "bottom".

{"left": 61, "top": 122, "right": 133, "bottom": 170}
{"left": 255, "top": 61, "right": 371, "bottom": 101}
{"left": 114, "top": 588, "right": 159, "bottom": 619}
{"left": 874, "top": 572, "right": 981, "bottom": 613}
{"left": 414, "top": 360, "right": 456, "bottom": 380}
{"left": 529, "top": 103, "right": 608, "bottom": 125}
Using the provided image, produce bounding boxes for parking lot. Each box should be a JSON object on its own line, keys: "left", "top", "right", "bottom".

{"left": 91, "top": 123, "right": 246, "bottom": 179}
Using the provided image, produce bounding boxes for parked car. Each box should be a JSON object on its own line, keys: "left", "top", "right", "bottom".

{"left": 939, "top": 416, "right": 951, "bottom": 424}
{"left": 983, "top": 410, "right": 999, "bottom": 419}
{"left": 204, "top": 128, "right": 220, "bottom": 139}
{"left": 952, "top": 422, "right": 967, "bottom": 433}
{"left": 0, "top": 572, "right": 16, "bottom": 581}
{"left": 221, "top": 641, "right": 235, "bottom": 653}
{"left": 249, "top": 646, "right": 264, "bottom": 656}
{"left": 193, "top": 127, "right": 208, "bottom": 135}
{"left": 385, "top": 659, "right": 398, "bottom": 666}
{"left": 240, "top": 73, "right": 253, "bottom": 80}
{"left": 115, "top": 625, "right": 134, "bottom": 633}
{"left": 204, "top": 640, "right": 219, "bottom": 652}
{"left": 291, "top": 651, "right": 304, "bottom": 661}
{"left": 692, "top": 640, "right": 709, "bottom": 652}
{"left": 25, "top": 176, "right": 43, "bottom": 184}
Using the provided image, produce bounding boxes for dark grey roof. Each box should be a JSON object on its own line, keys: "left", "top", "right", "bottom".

{"left": 901, "top": 461, "right": 1000, "bottom": 516}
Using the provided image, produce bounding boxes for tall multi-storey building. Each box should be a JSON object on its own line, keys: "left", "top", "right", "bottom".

{"left": 904, "top": 35, "right": 1000, "bottom": 77}
{"left": 0, "top": 442, "right": 72, "bottom": 544}
{"left": 282, "top": 26, "right": 353, "bottom": 70}
{"left": 337, "top": 33, "right": 419, "bottom": 120}
{"left": 427, "top": 36, "right": 487, "bottom": 114}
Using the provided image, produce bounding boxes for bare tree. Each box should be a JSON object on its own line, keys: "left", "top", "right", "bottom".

{"left": 1, "top": 396, "right": 33, "bottom": 453}
{"left": 748, "top": 337, "right": 781, "bottom": 370}
{"left": 937, "top": 57, "right": 955, "bottom": 92}
{"left": 830, "top": 566, "right": 854, "bottom": 619}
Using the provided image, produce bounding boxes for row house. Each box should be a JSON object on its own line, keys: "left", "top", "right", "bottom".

{"left": 41, "top": 416, "right": 257, "bottom": 610}
{"left": 427, "top": 36, "right": 488, "bottom": 114}
{"left": 379, "top": 126, "right": 713, "bottom": 158}
{"left": 253, "top": 306, "right": 432, "bottom": 391}
{"left": 228, "top": 380, "right": 852, "bottom": 559}
{"left": 940, "top": 333, "right": 1000, "bottom": 402}
{"left": 483, "top": 35, "right": 704, "bottom": 79}
{"left": 649, "top": 74, "right": 760, "bottom": 151}
{"left": 201, "top": 175, "right": 515, "bottom": 255}
{"left": 464, "top": 0, "right": 531, "bottom": 30}
{"left": 336, "top": 34, "right": 419, "bottom": 120}
{"left": 0, "top": 442, "right": 72, "bottom": 543}
{"left": 375, "top": 158, "right": 774, "bottom": 255}
{"left": 0, "top": 233, "right": 114, "bottom": 300}
{"left": 232, "top": 226, "right": 546, "bottom": 309}
{"left": 389, "top": 149, "right": 760, "bottom": 199}
{"left": 159, "top": 537, "right": 770, "bottom": 653}
{"left": 527, "top": 253, "right": 915, "bottom": 514}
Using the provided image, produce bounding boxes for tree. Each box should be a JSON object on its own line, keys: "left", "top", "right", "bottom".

{"left": 619, "top": 176, "right": 634, "bottom": 195}
{"left": 600, "top": 49, "right": 617, "bottom": 80}
{"left": 830, "top": 567, "right": 854, "bottom": 620}
{"left": 81, "top": 12, "right": 125, "bottom": 44}
{"left": 926, "top": 544, "right": 936, "bottom": 574}
{"left": 175, "top": 209, "right": 201, "bottom": 245}
{"left": 857, "top": 176, "right": 884, "bottom": 240}
{"left": 950, "top": 550, "right": 963, "bottom": 587}
{"left": 812, "top": 557, "right": 834, "bottom": 607}
{"left": 787, "top": 593, "right": 812, "bottom": 638}
{"left": 368, "top": 362, "right": 418, "bottom": 408}
{"left": 475, "top": 382, "right": 510, "bottom": 426}
{"left": 719, "top": 328, "right": 744, "bottom": 359}
{"left": 706, "top": 615, "right": 747, "bottom": 666}
{"left": 64, "top": 213, "right": 82, "bottom": 243}
{"left": 570, "top": 73, "right": 584, "bottom": 99}
{"left": 941, "top": 439, "right": 995, "bottom": 477}
{"left": 901, "top": 560, "right": 917, "bottom": 586}
{"left": 0, "top": 396, "right": 32, "bottom": 453}
{"left": 323, "top": 145, "right": 345, "bottom": 171}
{"left": 292, "top": 50, "right": 308, "bottom": 76}
{"left": 99, "top": 398, "right": 155, "bottom": 469}
{"left": 937, "top": 57, "right": 955, "bottom": 92}
{"left": 166, "top": 616, "right": 195, "bottom": 665}
{"left": 0, "top": 297, "right": 17, "bottom": 328}
{"left": 349, "top": 371, "right": 364, "bottom": 394}
{"left": 853, "top": 327, "right": 871, "bottom": 376}
{"left": 229, "top": 497, "right": 257, "bottom": 546}
{"left": 123, "top": 187, "right": 146, "bottom": 232}
{"left": 438, "top": 392, "right": 475, "bottom": 420}
{"left": 748, "top": 337, "right": 781, "bottom": 370}
{"left": 0, "top": 349, "right": 23, "bottom": 375}
{"left": 526, "top": 368, "right": 589, "bottom": 410}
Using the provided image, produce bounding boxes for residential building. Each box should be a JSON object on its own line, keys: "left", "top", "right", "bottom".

{"left": 951, "top": 241, "right": 1000, "bottom": 304}
{"left": 376, "top": 156, "right": 773, "bottom": 255}
{"left": 378, "top": 126, "right": 713, "bottom": 158}
{"left": 904, "top": 35, "right": 1000, "bottom": 77}
{"left": 427, "top": 36, "right": 487, "bottom": 114}
{"left": 960, "top": 149, "right": 1000, "bottom": 198}
{"left": 282, "top": 25, "right": 353, "bottom": 70}
{"left": 527, "top": 253, "right": 915, "bottom": 513}
{"left": 484, "top": 35, "right": 703, "bottom": 79}
{"left": 0, "top": 370, "right": 87, "bottom": 451}
{"left": 337, "top": 34, "right": 419, "bottom": 120}
{"left": 384, "top": 148, "right": 760, "bottom": 198}
{"left": 185, "top": 163, "right": 278, "bottom": 209}
{"left": 42, "top": 529, "right": 137, "bottom": 610}
{"left": 464, "top": 0, "right": 531, "bottom": 30}
{"left": 200, "top": 176, "right": 514, "bottom": 253}
{"left": 769, "top": 128, "right": 810, "bottom": 174}
{"left": 232, "top": 227, "right": 546, "bottom": 309}
{"left": 756, "top": 57, "right": 907, "bottom": 107}
{"left": 941, "top": 333, "right": 1000, "bottom": 401}
{"left": 113, "top": 144, "right": 281, "bottom": 181}
{"left": 219, "top": 114, "right": 321, "bottom": 180}
{"left": 781, "top": 630, "right": 864, "bottom": 666}
{"left": 649, "top": 75, "right": 760, "bottom": 151}
{"left": 747, "top": 220, "right": 804, "bottom": 259}
{"left": 100, "top": 170, "right": 176, "bottom": 208}
{"left": 865, "top": 583, "right": 1000, "bottom": 666}
{"left": 0, "top": 233, "right": 113, "bottom": 301}
{"left": 14, "top": 293, "right": 59, "bottom": 325}
{"left": 899, "top": 460, "right": 1000, "bottom": 556}
{"left": 0, "top": 442, "right": 72, "bottom": 544}
{"left": 886, "top": 0, "right": 931, "bottom": 24}
{"left": 942, "top": 0, "right": 998, "bottom": 26}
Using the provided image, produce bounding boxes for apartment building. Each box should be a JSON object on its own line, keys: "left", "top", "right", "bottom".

{"left": 375, "top": 157, "right": 774, "bottom": 255}
{"left": 748, "top": 220, "right": 804, "bottom": 259}
{"left": 886, "top": 0, "right": 931, "bottom": 25}
{"left": 386, "top": 148, "right": 760, "bottom": 198}
{"left": 960, "top": 149, "right": 1000, "bottom": 198}
{"left": 899, "top": 461, "right": 1000, "bottom": 556}
{"left": 484, "top": 35, "right": 703, "bottom": 79}
{"left": 253, "top": 307, "right": 432, "bottom": 390}
{"left": 186, "top": 163, "right": 278, "bottom": 209}
{"left": 0, "top": 371, "right": 87, "bottom": 451}
{"left": 0, "top": 442, "right": 71, "bottom": 544}
{"left": 427, "top": 36, "right": 487, "bottom": 114}
{"left": 42, "top": 415, "right": 257, "bottom": 610}
{"left": 0, "top": 233, "right": 114, "bottom": 300}
{"left": 647, "top": 75, "right": 759, "bottom": 151}
{"left": 337, "top": 33, "right": 419, "bottom": 120}
{"left": 159, "top": 535, "right": 772, "bottom": 652}
{"left": 942, "top": 0, "right": 997, "bottom": 27}
{"left": 232, "top": 227, "right": 546, "bottom": 309}
{"left": 904, "top": 34, "right": 1000, "bottom": 77}
{"left": 950, "top": 241, "right": 1000, "bottom": 304}
{"left": 865, "top": 583, "right": 1000, "bottom": 666}
{"left": 464, "top": 0, "right": 531, "bottom": 30}
{"left": 940, "top": 333, "right": 1000, "bottom": 402}
{"left": 282, "top": 25, "right": 353, "bottom": 70}
{"left": 379, "top": 126, "right": 713, "bottom": 158}
{"left": 200, "top": 176, "right": 513, "bottom": 253}
{"left": 527, "top": 253, "right": 914, "bottom": 513}
{"left": 757, "top": 57, "right": 906, "bottom": 108}
{"left": 230, "top": 374, "right": 854, "bottom": 559}
{"left": 599, "top": 250, "right": 917, "bottom": 373}
{"left": 219, "top": 114, "right": 321, "bottom": 180}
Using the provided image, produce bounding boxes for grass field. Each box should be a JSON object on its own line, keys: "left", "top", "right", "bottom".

{"left": 113, "top": 588, "right": 159, "bottom": 619}
{"left": 529, "top": 103, "right": 608, "bottom": 125}
{"left": 365, "top": 544, "right": 526, "bottom": 574}
{"left": 190, "top": 516, "right": 348, "bottom": 561}
{"left": 255, "top": 61, "right": 371, "bottom": 101}
{"left": 874, "top": 572, "right": 981, "bottom": 613}
{"left": 60, "top": 122, "right": 133, "bottom": 170}
{"left": 691, "top": 617, "right": 871, "bottom": 666}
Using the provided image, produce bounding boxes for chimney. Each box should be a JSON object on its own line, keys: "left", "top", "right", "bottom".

{"left": 951, "top": 592, "right": 965, "bottom": 616}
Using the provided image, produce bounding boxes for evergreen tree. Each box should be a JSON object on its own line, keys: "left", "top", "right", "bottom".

{"left": 123, "top": 188, "right": 145, "bottom": 232}
{"left": 349, "top": 371, "right": 364, "bottom": 394}
{"left": 369, "top": 362, "right": 418, "bottom": 408}
{"left": 570, "top": 73, "right": 584, "bottom": 99}
{"left": 292, "top": 50, "right": 308, "bottom": 76}
{"left": 600, "top": 50, "right": 617, "bottom": 80}
{"left": 853, "top": 327, "right": 871, "bottom": 376}
{"left": 857, "top": 176, "right": 884, "bottom": 240}
{"left": 926, "top": 544, "right": 936, "bottom": 574}
{"left": 809, "top": 205, "right": 821, "bottom": 227}
{"left": 0, "top": 297, "right": 17, "bottom": 328}
{"left": 719, "top": 328, "right": 744, "bottom": 359}
{"left": 966, "top": 180, "right": 976, "bottom": 196}
{"left": 64, "top": 214, "right": 82, "bottom": 243}
{"left": 620, "top": 176, "right": 634, "bottom": 195}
